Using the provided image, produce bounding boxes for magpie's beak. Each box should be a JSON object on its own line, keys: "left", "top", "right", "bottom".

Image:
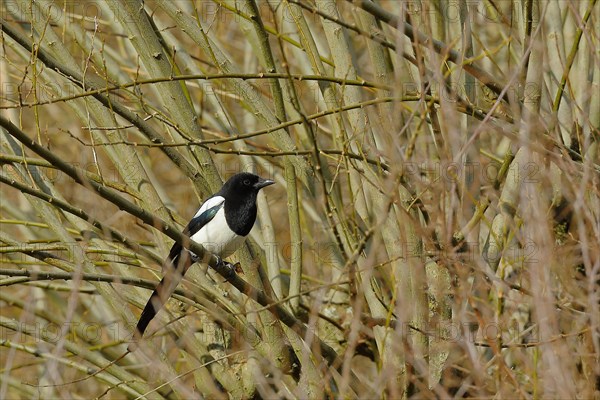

{"left": 254, "top": 178, "right": 275, "bottom": 190}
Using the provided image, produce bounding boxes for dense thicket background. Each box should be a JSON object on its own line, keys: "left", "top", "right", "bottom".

{"left": 1, "top": 0, "right": 599, "bottom": 398}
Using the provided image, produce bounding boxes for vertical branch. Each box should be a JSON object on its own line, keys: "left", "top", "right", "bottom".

{"left": 105, "top": 0, "right": 222, "bottom": 191}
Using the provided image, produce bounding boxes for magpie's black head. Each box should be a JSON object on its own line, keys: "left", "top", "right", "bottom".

{"left": 218, "top": 172, "right": 274, "bottom": 200}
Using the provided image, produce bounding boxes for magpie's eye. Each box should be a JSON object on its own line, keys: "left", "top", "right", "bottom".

{"left": 243, "top": 179, "right": 251, "bottom": 186}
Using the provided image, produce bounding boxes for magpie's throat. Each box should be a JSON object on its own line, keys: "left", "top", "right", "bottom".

{"left": 225, "top": 194, "right": 257, "bottom": 236}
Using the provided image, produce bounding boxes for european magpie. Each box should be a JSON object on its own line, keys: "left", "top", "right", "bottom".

{"left": 131, "top": 172, "right": 274, "bottom": 342}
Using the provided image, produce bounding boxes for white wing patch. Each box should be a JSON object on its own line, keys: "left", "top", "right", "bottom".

{"left": 193, "top": 195, "right": 225, "bottom": 218}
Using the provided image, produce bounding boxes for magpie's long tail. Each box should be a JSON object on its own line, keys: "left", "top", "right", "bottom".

{"left": 129, "top": 252, "right": 192, "bottom": 350}
{"left": 134, "top": 278, "right": 171, "bottom": 337}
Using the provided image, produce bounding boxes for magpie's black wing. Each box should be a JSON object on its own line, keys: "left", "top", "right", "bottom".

{"left": 131, "top": 197, "right": 224, "bottom": 343}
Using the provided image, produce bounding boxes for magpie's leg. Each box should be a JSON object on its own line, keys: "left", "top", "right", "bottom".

{"left": 214, "top": 255, "right": 236, "bottom": 279}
